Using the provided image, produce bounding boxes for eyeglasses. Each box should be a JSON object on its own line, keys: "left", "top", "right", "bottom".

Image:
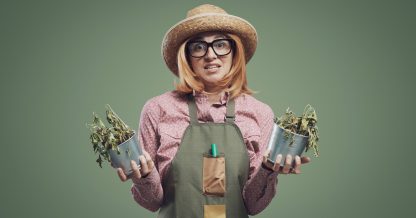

{"left": 186, "top": 38, "right": 235, "bottom": 58}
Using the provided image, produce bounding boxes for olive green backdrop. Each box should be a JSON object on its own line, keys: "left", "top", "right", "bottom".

{"left": 1, "top": 0, "right": 415, "bottom": 217}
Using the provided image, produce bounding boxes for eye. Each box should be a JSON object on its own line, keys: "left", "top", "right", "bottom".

{"left": 190, "top": 42, "right": 206, "bottom": 51}
{"left": 216, "top": 43, "right": 224, "bottom": 48}
{"left": 213, "top": 40, "right": 230, "bottom": 49}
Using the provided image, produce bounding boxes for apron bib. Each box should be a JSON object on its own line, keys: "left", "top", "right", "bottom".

{"left": 158, "top": 94, "right": 250, "bottom": 218}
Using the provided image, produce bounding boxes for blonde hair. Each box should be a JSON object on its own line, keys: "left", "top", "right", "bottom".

{"left": 174, "top": 33, "right": 255, "bottom": 99}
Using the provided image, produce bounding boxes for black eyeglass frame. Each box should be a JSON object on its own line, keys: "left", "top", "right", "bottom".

{"left": 186, "top": 38, "right": 235, "bottom": 58}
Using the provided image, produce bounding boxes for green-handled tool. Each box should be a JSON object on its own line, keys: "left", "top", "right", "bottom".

{"left": 211, "top": 143, "right": 217, "bottom": 157}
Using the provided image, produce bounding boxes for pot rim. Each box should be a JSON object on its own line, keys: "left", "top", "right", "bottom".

{"left": 109, "top": 131, "right": 137, "bottom": 149}
{"left": 276, "top": 124, "right": 310, "bottom": 138}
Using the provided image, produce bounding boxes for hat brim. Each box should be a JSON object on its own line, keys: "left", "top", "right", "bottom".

{"left": 162, "top": 13, "right": 258, "bottom": 76}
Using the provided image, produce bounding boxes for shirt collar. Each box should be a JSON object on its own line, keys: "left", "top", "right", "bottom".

{"left": 193, "top": 90, "right": 230, "bottom": 106}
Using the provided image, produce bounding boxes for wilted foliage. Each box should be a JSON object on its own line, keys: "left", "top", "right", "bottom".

{"left": 86, "top": 104, "right": 135, "bottom": 168}
{"left": 275, "top": 104, "right": 320, "bottom": 157}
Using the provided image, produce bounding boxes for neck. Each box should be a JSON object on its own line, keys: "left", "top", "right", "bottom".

{"left": 203, "top": 90, "right": 225, "bottom": 105}
{"left": 200, "top": 83, "right": 228, "bottom": 104}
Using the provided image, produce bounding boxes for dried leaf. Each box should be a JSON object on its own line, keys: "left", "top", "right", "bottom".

{"left": 275, "top": 104, "right": 320, "bottom": 157}
{"left": 87, "top": 104, "right": 135, "bottom": 169}
{"left": 96, "top": 155, "right": 103, "bottom": 168}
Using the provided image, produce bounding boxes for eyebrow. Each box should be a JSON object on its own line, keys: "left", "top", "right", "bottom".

{"left": 192, "top": 34, "right": 227, "bottom": 41}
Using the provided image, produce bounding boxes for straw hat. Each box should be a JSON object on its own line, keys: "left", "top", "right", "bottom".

{"left": 161, "top": 4, "right": 258, "bottom": 76}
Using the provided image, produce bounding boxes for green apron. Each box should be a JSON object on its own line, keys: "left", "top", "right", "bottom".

{"left": 158, "top": 94, "right": 250, "bottom": 218}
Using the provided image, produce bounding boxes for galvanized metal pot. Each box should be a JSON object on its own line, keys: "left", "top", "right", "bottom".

{"left": 108, "top": 132, "right": 143, "bottom": 176}
{"left": 266, "top": 123, "right": 309, "bottom": 167}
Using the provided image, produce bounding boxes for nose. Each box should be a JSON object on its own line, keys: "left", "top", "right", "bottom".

{"left": 204, "top": 46, "right": 217, "bottom": 60}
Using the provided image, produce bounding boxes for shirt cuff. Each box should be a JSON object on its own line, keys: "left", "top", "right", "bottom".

{"left": 260, "top": 163, "right": 279, "bottom": 177}
{"left": 133, "top": 168, "right": 158, "bottom": 189}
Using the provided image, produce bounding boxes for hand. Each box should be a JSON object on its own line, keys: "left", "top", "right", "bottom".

{"left": 262, "top": 148, "right": 311, "bottom": 174}
{"left": 116, "top": 150, "right": 155, "bottom": 184}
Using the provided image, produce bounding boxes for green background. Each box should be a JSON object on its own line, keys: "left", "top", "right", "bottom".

{"left": 1, "top": 0, "right": 415, "bottom": 217}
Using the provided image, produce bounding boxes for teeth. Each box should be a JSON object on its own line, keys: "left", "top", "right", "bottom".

{"left": 206, "top": 66, "right": 219, "bottom": 69}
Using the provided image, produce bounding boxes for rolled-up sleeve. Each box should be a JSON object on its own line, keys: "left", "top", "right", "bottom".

{"left": 130, "top": 99, "right": 163, "bottom": 212}
{"left": 242, "top": 105, "right": 279, "bottom": 215}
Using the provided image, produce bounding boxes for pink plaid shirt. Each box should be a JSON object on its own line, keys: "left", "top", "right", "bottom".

{"left": 131, "top": 90, "right": 279, "bottom": 215}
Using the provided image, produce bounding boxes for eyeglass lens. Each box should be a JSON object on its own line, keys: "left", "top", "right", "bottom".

{"left": 187, "top": 39, "right": 233, "bottom": 58}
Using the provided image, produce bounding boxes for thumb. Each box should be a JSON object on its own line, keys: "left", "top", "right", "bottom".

{"left": 263, "top": 148, "right": 271, "bottom": 163}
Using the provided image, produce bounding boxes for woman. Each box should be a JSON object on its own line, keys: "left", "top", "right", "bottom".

{"left": 117, "top": 4, "right": 311, "bottom": 217}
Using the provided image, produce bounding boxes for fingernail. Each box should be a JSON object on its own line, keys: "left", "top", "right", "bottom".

{"left": 286, "top": 155, "right": 292, "bottom": 164}
{"left": 276, "top": 154, "right": 282, "bottom": 163}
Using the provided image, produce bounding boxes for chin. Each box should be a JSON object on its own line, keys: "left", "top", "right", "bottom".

{"left": 206, "top": 75, "right": 225, "bottom": 83}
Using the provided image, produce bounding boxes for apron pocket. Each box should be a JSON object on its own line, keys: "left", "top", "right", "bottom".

{"left": 204, "top": 204, "right": 226, "bottom": 218}
{"left": 203, "top": 153, "right": 226, "bottom": 197}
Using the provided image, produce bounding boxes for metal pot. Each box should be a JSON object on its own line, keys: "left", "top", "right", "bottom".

{"left": 266, "top": 123, "right": 309, "bottom": 166}
{"left": 108, "top": 132, "right": 143, "bottom": 176}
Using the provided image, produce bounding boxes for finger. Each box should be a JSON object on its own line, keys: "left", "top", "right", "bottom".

{"left": 263, "top": 148, "right": 271, "bottom": 163}
{"left": 130, "top": 160, "right": 142, "bottom": 181}
{"left": 143, "top": 151, "right": 154, "bottom": 171}
{"left": 293, "top": 155, "right": 302, "bottom": 174}
{"left": 117, "top": 168, "right": 127, "bottom": 182}
{"left": 273, "top": 154, "right": 282, "bottom": 171}
{"left": 301, "top": 156, "right": 311, "bottom": 164}
{"left": 139, "top": 155, "right": 150, "bottom": 176}
{"left": 281, "top": 154, "right": 292, "bottom": 174}
{"left": 142, "top": 149, "right": 149, "bottom": 156}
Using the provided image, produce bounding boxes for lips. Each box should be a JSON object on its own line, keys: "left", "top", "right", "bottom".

{"left": 204, "top": 64, "right": 221, "bottom": 69}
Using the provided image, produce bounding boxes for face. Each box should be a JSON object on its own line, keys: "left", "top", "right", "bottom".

{"left": 187, "top": 32, "right": 233, "bottom": 92}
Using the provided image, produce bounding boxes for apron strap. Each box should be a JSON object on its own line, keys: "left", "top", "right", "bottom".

{"left": 187, "top": 93, "right": 236, "bottom": 124}
{"left": 224, "top": 97, "right": 235, "bottom": 124}
{"left": 187, "top": 94, "right": 199, "bottom": 124}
